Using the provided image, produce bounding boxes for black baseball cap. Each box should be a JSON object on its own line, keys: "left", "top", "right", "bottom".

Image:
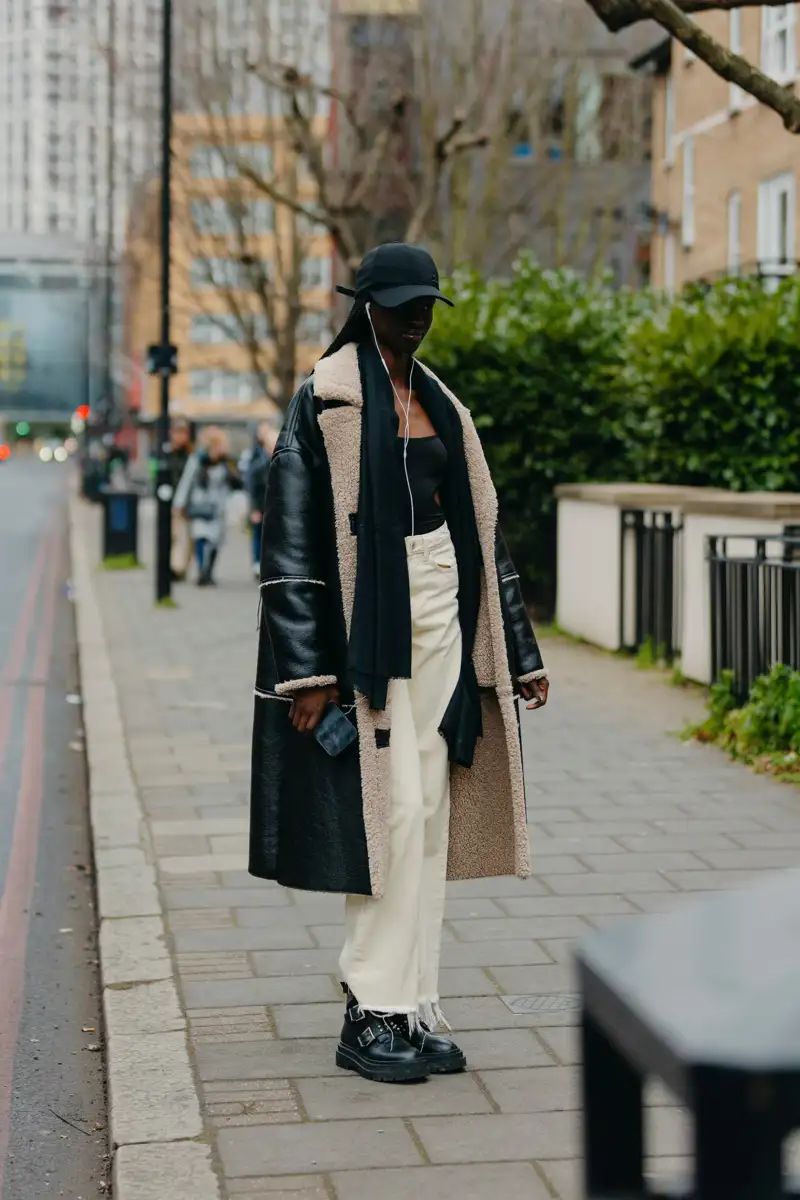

{"left": 336, "top": 243, "right": 453, "bottom": 308}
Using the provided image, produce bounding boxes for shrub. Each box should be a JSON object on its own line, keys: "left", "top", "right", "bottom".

{"left": 687, "top": 664, "right": 800, "bottom": 779}
{"left": 423, "top": 258, "right": 651, "bottom": 609}
{"left": 424, "top": 264, "right": 800, "bottom": 614}
{"left": 622, "top": 277, "right": 800, "bottom": 492}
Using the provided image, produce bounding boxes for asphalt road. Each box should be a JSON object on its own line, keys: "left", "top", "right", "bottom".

{"left": 0, "top": 459, "right": 108, "bottom": 1200}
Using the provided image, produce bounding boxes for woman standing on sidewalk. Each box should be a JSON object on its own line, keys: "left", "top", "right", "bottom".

{"left": 173, "top": 426, "right": 241, "bottom": 586}
{"left": 249, "top": 244, "right": 548, "bottom": 1084}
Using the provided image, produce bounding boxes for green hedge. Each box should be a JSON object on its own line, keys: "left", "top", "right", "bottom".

{"left": 422, "top": 261, "right": 800, "bottom": 612}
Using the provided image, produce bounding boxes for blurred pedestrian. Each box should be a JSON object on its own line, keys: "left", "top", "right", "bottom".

{"left": 249, "top": 243, "right": 549, "bottom": 1084}
{"left": 247, "top": 421, "right": 278, "bottom": 579}
{"left": 168, "top": 418, "right": 193, "bottom": 489}
{"left": 173, "top": 426, "right": 242, "bottom": 586}
{"left": 168, "top": 418, "right": 194, "bottom": 581}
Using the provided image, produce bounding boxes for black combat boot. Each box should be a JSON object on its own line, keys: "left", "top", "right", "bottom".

{"left": 405, "top": 1016, "right": 467, "bottom": 1075}
{"left": 336, "top": 992, "right": 429, "bottom": 1084}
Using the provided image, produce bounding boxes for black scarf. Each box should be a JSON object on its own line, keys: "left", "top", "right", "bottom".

{"left": 347, "top": 340, "right": 484, "bottom": 768}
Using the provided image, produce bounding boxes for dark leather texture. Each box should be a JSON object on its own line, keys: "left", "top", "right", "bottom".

{"left": 250, "top": 381, "right": 370, "bottom": 894}
{"left": 495, "top": 528, "right": 545, "bottom": 682}
{"left": 258, "top": 381, "right": 337, "bottom": 689}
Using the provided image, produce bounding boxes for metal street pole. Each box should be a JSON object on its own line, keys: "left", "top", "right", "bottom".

{"left": 103, "top": 0, "right": 116, "bottom": 431}
{"left": 155, "top": 0, "right": 173, "bottom": 603}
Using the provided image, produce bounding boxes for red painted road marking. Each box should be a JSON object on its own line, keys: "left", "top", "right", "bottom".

{"left": 0, "top": 530, "right": 49, "bottom": 686}
{"left": 0, "top": 530, "right": 52, "bottom": 810}
{"left": 0, "top": 529, "right": 61, "bottom": 1191}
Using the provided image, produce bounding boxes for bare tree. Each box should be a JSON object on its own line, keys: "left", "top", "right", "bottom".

{"left": 187, "top": 0, "right": 651, "bottom": 284}
{"left": 584, "top": 0, "right": 800, "bottom": 132}
{"left": 126, "top": 0, "right": 654, "bottom": 409}
{"left": 426, "top": 0, "right": 652, "bottom": 279}
{"left": 167, "top": 1, "right": 336, "bottom": 410}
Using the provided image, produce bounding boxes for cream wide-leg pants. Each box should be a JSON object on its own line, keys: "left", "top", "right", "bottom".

{"left": 339, "top": 523, "right": 463, "bottom": 1020}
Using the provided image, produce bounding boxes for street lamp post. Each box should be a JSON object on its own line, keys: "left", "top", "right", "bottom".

{"left": 154, "top": 0, "right": 174, "bottom": 603}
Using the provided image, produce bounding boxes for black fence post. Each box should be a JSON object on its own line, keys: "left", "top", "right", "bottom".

{"left": 620, "top": 507, "right": 682, "bottom": 662}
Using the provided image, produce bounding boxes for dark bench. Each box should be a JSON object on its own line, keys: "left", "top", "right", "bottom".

{"left": 576, "top": 870, "right": 800, "bottom": 1199}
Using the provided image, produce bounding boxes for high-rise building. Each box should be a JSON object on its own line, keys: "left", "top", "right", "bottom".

{"left": 0, "top": 0, "right": 160, "bottom": 254}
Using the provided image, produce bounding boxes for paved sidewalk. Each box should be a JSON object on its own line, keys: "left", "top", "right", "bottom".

{"left": 79, "top": 500, "right": 800, "bottom": 1199}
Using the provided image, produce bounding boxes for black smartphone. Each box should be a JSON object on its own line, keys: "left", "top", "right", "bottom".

{"left": 314, "top": 704, "right": 358, "bottom": 757}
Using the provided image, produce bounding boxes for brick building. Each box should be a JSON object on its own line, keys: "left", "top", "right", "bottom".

{"left": 123, "top": 113, "right": 333, "bottom": 432}
{"left": 637, "top": 5, "right": 800, "bottom": 291}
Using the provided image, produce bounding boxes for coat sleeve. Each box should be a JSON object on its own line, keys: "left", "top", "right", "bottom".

{"left": 259, "top": 383, "right": 337, "bottom": 696}
{"left": 495, "top": 528, "right": 547, "bottom": 685}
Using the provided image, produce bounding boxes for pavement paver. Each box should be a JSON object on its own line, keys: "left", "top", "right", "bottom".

{"left": 77, "top": 500, "right": 800, "bottom": 1199}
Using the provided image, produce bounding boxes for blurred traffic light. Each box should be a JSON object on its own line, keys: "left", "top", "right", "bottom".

{"left": 0, "top": 445, "right": 10, "bottom": 461}
{"left": 15, "top": 421, "right": 30, "bottom": 437}
{"left": 75, "top": 404, "right": 90, "bottom": 420}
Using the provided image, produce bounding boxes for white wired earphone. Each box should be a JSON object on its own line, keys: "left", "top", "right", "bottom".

{"left": 366, "top": 301, "right": 416, "bottom": 538}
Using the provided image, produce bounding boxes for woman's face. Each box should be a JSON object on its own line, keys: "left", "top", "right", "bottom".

{"left": 369, "top": 297, "right": 435, "bottom": 356}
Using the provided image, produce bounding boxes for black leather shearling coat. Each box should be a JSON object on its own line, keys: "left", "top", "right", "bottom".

{"left": 249, "top": 378, "right": 544, "bottom": 895}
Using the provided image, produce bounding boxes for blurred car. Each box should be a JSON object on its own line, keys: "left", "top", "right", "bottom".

{"left": 38, "top": 438, "right": 68, "bottom": 463}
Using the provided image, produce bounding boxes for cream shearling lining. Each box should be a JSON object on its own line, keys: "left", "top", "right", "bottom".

{"left": 313, "top": 344, "right": 531, "bottom": 895}
{"left": 274, "top": 674, "right": 338, "bottom": 697}
{"left": 519, "top": 668, "right": 549, "bottom": 683}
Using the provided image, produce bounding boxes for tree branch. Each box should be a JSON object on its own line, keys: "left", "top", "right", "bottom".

{"left": 631, "top": 0, "right": 800, "bottom": 132}
{"left": 585, "top": 0, "right": 794, "bottom": 32}
{"left": 405, "top": 111, "right": 490, "bottom": 245}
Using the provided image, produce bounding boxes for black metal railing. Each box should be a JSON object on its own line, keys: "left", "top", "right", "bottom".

{"left": 709, "top": 532, "right": 800, "bottom": 701}
{"left": 620, "top": 508, "right": 682, "bottom": 661}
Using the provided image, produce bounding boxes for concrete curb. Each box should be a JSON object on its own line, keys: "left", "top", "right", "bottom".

{"left": 69, "top": 499, "right": 221, "bottom": 1200}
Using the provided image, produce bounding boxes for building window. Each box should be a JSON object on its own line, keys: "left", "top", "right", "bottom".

{"left": 190, "top": 145, "right": 225, "bottom": 178}
{"left": 190, "top": 312, "right": 269, "bottom": 343}
{"left": 663, "top": 232, "right": 676, "bottom": 294}
{"left": 191, "top": 198, "right": 274, "bottom": 236}
{"left": 757, "top": 172, "right": 795, "bottom": 285}
{"left": 246, "top": 200, "right": 274, "bottom": 234}
{"left": 762, "top": 5, "right": 797, "bottom": 84}
{"left": 190, "top": 257, "right": 244, "bottom": 288}
{"left": 190, "top": 142, "right": 273, "bottom": 179}
{"left": 300, "top": 256, "right": 332, "bottom": 289}
{"left": 681, "top": 136, "right": 695, "bottom": 249}
{"left": 190, "top": 256, "right": 270, "bottom": 289}
{"left": 189, "top": 369, "right": 263, "bottom": 402}
{"left": 664, "top": 73, "right": 674, "bottom": 165}
{"left": 727, "top": 190, "right": 742, "bottom": 274}
{"left": 191, "top": 198, "right": 233, "bottom": 235}
{"left": 296, "top": 310, "right": 331, "bottom": 344}
{"left": 235, "top": 143, "right": 273, "bottom": 175}
{"left": 729, "top": 9, "right": 744, "bottom": 110}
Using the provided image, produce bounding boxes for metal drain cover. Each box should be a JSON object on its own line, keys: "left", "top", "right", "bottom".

{"left": 501, "top": 994, "right": 581, "bottom": 1015}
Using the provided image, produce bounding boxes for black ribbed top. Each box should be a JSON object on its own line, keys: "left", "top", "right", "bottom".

{"left": 397, "top": 435, "right": 448, "bottom": 536}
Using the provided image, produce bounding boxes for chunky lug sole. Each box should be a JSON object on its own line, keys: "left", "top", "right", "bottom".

{"left": 423, "top": 1047, "right": 467, "bottom": 1075}
{"left": 335, "top": 1042, "right": 430, "bottom": 1083}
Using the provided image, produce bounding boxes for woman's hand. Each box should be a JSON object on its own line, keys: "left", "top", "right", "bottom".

{"left": 290, "top": 684, "right": 340, "bottom": 733}
{"left": 520, "top": 678, "right": 549, "bottom": 711}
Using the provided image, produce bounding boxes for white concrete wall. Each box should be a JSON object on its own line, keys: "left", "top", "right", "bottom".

{"left": 556, "top": 499, "right": 621, "bottom": 650}
{"left": 681, "top": 514, "right": 786, "bottom": 684}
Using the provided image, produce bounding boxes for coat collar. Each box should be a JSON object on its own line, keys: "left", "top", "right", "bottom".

{"left": 313, "top": 343, "right": 363, "bottom": 408}
{"left": 312, "top": 341, "right": 449, "bottom": 411}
